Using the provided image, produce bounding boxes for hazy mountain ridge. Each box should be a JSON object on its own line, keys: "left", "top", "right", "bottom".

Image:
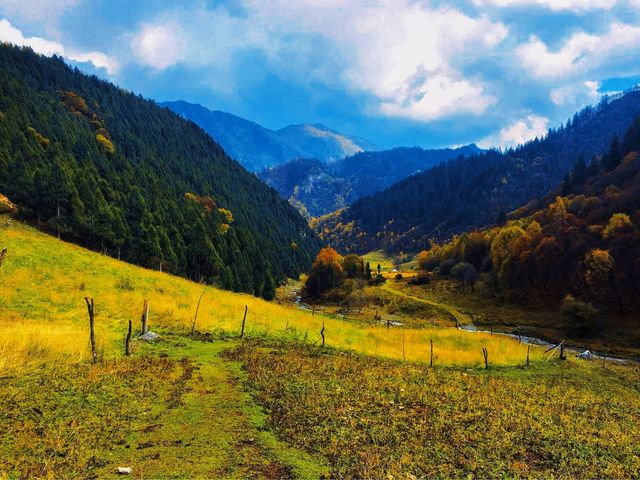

{"left": 161, "top": 100, "right": 378, "bottom": 171}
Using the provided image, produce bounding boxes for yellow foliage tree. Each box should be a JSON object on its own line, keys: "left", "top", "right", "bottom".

{"left": 602, "top": 213, "right": 634, "bottom": 238}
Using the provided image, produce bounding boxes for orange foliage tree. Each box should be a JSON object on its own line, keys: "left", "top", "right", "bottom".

{"left": 304, "top": 247, "right": 344, "bottom": 298}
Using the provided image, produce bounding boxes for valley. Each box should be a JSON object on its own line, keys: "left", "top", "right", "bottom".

{"left": 1, "top": 17, "right": 640, "bottom": 478}
{"left": 2, "top": 217, "right": 639, "bottom": 478}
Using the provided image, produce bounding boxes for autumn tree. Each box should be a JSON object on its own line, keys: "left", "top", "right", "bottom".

{"left": 304, "top": 248, "right": 344, "bottom": 298}
{"left": 602, "top": 213, "right": 634, "bottom": 239}
{"left": 343, "top": 254, "right": 365, "bottom": 279}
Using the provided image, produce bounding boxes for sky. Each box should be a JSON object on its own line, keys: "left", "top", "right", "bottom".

{"left": 2, "top": 0, "right": 640, "bottom": 150}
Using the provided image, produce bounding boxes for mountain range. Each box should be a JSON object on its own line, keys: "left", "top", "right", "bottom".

{"left": 258, "top": 144, "right": 482, "bottom": 217}
{"left": 161, "top": 100, "right": 378, "bottom": 172}
{"left": 314, "top": 89, "right": 640, "bottom": 254}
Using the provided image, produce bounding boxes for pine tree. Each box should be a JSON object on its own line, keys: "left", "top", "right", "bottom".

{"left": 262, "top": 270, "right": 276, "bottom": 301}
{"left": 572, "top": 155, "right": 587, "bottom": 185}
{"left": 604, "top": 135, "right": 622, "bottom": 171}
{"left": 587, "top": 156, "right": 600, "bottom": 177}
{"left": 365, "top": 261, "right": 372, "bottom": 280}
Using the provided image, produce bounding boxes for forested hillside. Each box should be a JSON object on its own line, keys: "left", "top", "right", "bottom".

{"left": 260, "top": 144, "right": 481, "bottom": 217}
{"left": 316, "top": 91, "right": 640, "bottom": 253}
{"left": 419, "top": 116, "right": 640, "bottom": 314}
{"left": 0, "top": 45, "right": 320, "bottom": 297}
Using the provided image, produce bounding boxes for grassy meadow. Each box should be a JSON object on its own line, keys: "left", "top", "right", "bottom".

{"left": 0, "top": 218, "right": 541, "bottom": 369}
{"left": 229, "top": 340, "right": 640, "bottom": 478}
{"left": 2, "top": 218, "right": 640, "bottom": 478}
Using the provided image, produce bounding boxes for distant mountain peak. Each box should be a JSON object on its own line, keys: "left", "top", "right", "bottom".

{"left": 161, "top": 101, "right": 378, "bottom": 171}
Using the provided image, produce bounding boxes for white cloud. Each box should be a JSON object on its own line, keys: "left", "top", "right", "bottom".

{"left": 550, "top": 80, "right": 600, "bottom": 106}
{"left": 0, "top": 0, "right": 81, "bottom": 24}
{"left": 518, "top": 23, "right": 640, "bottom": 78}
{"left": 0, "top": 18, "right": 118, "bottom": 73}
{"left": 130, "top": 22, "right": 187, "bottom": 71}
{"left": 0, "top": 18, "right": 63, "bottom": 55}
{"left": 68, "top": 51, "right": 119, "bottom": 75}
{"left": 472, "top": 0, "right": 616, "bottom": 12}
{"left": 479, "top": 114, "right": 549, "bottom": 148}
{"left": 132, "top": 1, "right": 507, "bottom": 120}
{"left": 380, "top": 74, "right": 496, "bottom": 121}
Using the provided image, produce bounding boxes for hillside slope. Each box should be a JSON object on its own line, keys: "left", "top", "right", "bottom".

{"left": 162, "top": 101, "right": 377, "bottom": 171}
{"left": 259, "top": 144, "right": 481, "bottom": 217}
{"left": 316, "top": 90, "right": 640, "bottom": 253}
{"left": 0, "top": 45, "right": 320, "bottom": 296}
{"left": 2, "top": 217, "right": 639, "bottom": 478}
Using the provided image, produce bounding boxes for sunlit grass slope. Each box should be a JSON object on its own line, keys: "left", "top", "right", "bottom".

{"left": 0, "top": 218, "right": 541, "bottom": 370}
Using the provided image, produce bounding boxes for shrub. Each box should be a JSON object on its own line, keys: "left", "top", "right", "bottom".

{"left": 394, "top": 273, "right": 403, "bottom": 280}
{"left": 560, "top": 296, "right": 599, "bottom": 336}
{"left": 368, "top": 274, "right": 386, "bottom": 286}
{"left": 408, "top": 274, "right": 430, "bottom": 285}
{"left": 438, "top": 258, "right": 457, "bottom": 276}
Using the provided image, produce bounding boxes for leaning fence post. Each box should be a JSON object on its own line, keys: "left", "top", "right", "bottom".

{"left": 191, "top": 284, "right": 207, "bottom": 334}
{"left": 240, "top": 305, "right": 248, "bottom": 338}
{"left": 0, "top": 247, "right": 7, "bottom": 268}
{"left": 125, "top": 319, "right": 132, "bottom": 356}
{"left": 482, "top": 347, "right": 488, "bottom": 370}
{"left": 320, "top": 322, "right": 325, "bottom": 347}
{"left": 140, "top": 299, "right": 149, "bottom": 334}
{"left": 430, "top": 338, "right": 434, "bottom": 367}
{"left": 84, "top": 297, "right": 97, "bottom": 363}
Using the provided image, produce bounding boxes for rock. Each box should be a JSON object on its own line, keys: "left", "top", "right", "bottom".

{"left": 0, "top": 194, "right": 16, "bottom": 214}
{"left": 117, "top": 467, "right": 132, "bottom": 475}
{"left": 139, "top": 331, "right": 160, "bottom": 342}
{"left": 577, "top": 350, "right": 593, "bottom": 360}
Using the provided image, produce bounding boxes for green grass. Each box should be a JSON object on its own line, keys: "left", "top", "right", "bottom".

{"left": 2, "top": 218, "right": 640, "bottom": 478}
{"left": 0, "top": 334, "right": 327, "bottom": 478}
{"left": 228, "top": 340, "right": 640, "bottom": 479}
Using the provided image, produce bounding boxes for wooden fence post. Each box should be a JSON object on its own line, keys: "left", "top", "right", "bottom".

{"left": 321, "top": 322, "right": 325, "bottom": 347}
{"left": 526, "top": 344, "right": 530, "bottom": 367}
{"left": 140, "top": 299, "right": 149, "bottom": 334}
{"left": 0, "top": 247, "right": 6, "bottom": 268}
{"left": 560, "top": 342, "right": 566, "bottom": 360}
{"left": 84, "top": 297, "right": 97, "bottom": 363}
{"left": 191, "top": 285, "right": 207, "bottom": 334}
{"left": 125, "top": 319, "right": 132, "bottom": 356}
{"left": 482, "top": 347, "right": 488, "bottom": 370}
{"left": 240, "top": 305, "right": 248, "bottom": 338}
{"left": 430, "top": 338, "right": 434, "bottom": 367}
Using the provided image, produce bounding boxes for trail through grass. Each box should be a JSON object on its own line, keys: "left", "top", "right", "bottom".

{"left": 0, "top": 334, "right": 326, "bottom": 478}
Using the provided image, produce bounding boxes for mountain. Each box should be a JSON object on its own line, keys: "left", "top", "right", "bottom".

{"left": 275, "top": 123, "right": 378, "bottom": 163}
{"left": 259, "top": 144, "right": 482, "bottom": 217}
{"left": 421, "top": 117, "right": 640, "bottom": 313}
{"left": 161, "top": 100, "right": 377, "bottom": 171}
{"left": 314, "top": 90, "right": 640, "bottom": 253}
{"left": 0, "top": 44, "right": 320, "bottom": 297}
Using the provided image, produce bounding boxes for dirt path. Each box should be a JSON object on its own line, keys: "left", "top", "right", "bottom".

{"left": 382, "top": 282, "right": 474, "bottom": 327}
{"left": 97, "top": 336, "right": 327, "bottom": 479}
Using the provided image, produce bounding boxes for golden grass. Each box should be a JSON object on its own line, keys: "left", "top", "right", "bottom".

{"left": 0, "top": 219, "right": 542, "bottom": 368}
{"left": 0, "top": 321, "right": 90, "bottom": 374}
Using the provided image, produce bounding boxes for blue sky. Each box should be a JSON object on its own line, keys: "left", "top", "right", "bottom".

{"left": 2, "top": 0, "right": 640, "bottom": 150}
